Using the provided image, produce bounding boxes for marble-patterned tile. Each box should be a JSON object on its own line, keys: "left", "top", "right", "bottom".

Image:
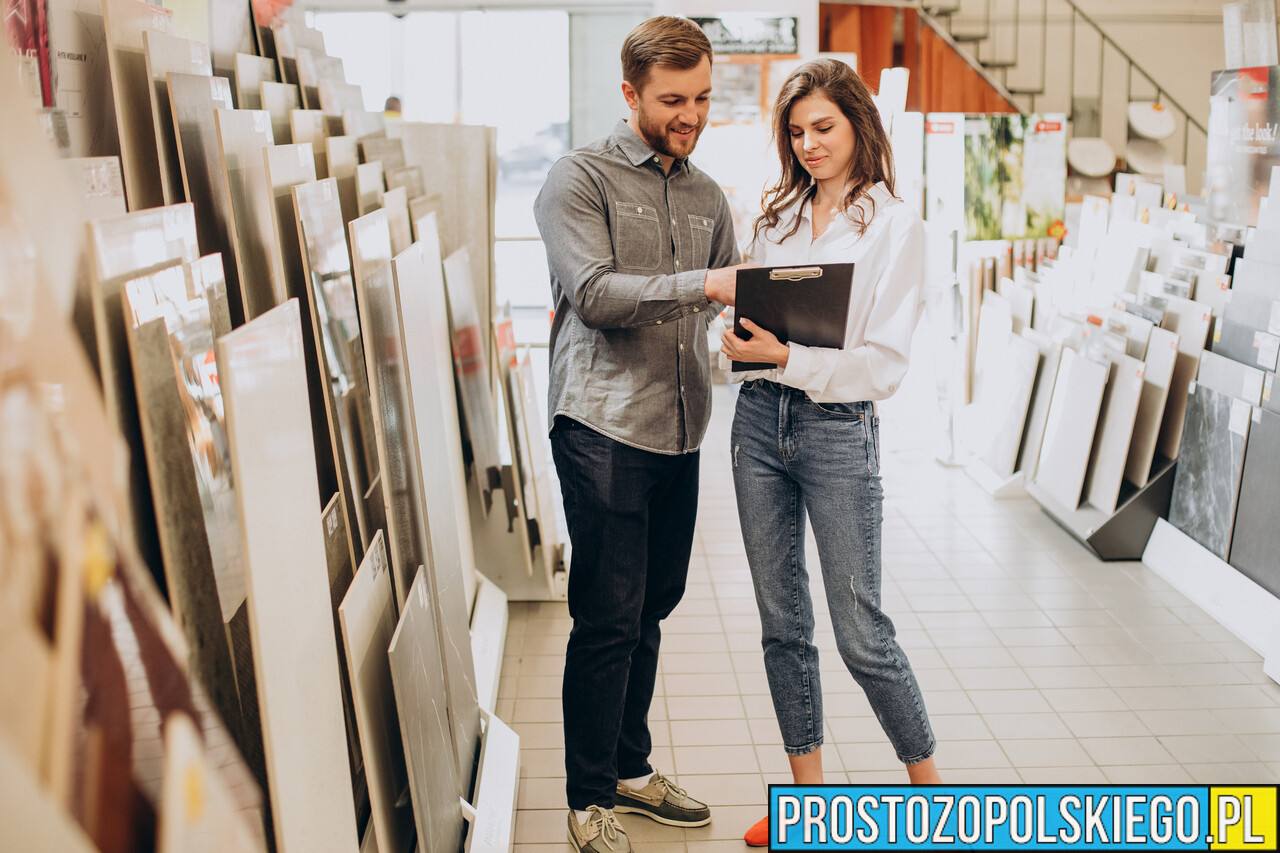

{"left": 1167, "top": 382, "right": 1251, "bottom": 560}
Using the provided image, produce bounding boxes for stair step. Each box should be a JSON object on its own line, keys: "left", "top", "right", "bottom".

{"left": 951, "top": 32, "right": 987, "bottom": 42}
{"left": 1006, "top": 86, "right": 1045, "bottom": 95}
{"left": 981, "top": 59, "right": 1017, "bottom": 68}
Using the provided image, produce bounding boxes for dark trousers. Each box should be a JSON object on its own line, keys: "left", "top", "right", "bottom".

{"left": 550, "top": 416, "right": 700, "bottom": 810}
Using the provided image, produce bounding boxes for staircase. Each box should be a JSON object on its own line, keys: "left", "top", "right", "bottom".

{"left": 822, "top": 0, "right": 1210, "bottom": 183}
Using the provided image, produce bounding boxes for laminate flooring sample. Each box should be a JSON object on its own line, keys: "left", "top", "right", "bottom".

{"left": 339, "top": 532, "right": 415, "bottom": 853}
{"left": 1156, "top": 296, "right": 1213, "bottom": 459}
{"left": 294, "top": 177, "right": 367, "bottom": 566}
{"left": 217, "top": 300, "right": 359, "bottom": 853}
{"left": 1197, "top": 350, "right": 1265, "bottom": 406}
{"left": 233, "top": 52, "right": 275, "bottom": 109}
{"left": 215, "top": 108, "right": 278, "bottom": 320}
{"left": 1125, "top": 326, "right": 1180, "bottom": 487}
{"left": 1033, "top": 348, "right": 1108, "bottom": 510}
{"left": 978, "top": 332, "right": 1040, "bottom": 478}
{"left": 388, "top": 567, "right": 465, "bottom": 853}
{"left": 443, "top": 247, "right": 503, "bottom": 505}
{"left": 393, "top": 223, "right": 482, "bottom": 775}
{"left": 1084, "top": 353, "right": 1146, "bottom": 514}
{"left": 350, "top": 209, "right": 429, "bottom": 607}
{"left": 168, "top": 72, "right": 242, "bottom": 323}
{"left": 380, "top": 185, "right": 412, "bottom": 256}
{"left": 142, "top": 31, "right": 210, "bottom": 205}
{"left": 291, "top": 109, "right": 331, "bottom": 177}
{"left": 103, "top": 0, "right": 175, "bottom": 209}
{"left": 1015, "top": 328, "right": 1062, "bottom": 480}
{"left": 1228, "top": 407, "right": 1280, "bottom": 598}
{"left": 260, "top": 81, "right": 299, "bottom": 144}
{"left": 1167, "top": 382, "right": 1252, "bottom": 561}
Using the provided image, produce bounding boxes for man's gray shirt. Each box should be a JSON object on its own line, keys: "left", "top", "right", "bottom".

{"left": 534, "top": 120, "right": 740, "bottom": 455}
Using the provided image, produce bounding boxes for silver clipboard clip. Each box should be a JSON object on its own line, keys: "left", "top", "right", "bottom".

{"left": 769, "top": 266, "right": 823, "bottom": 281}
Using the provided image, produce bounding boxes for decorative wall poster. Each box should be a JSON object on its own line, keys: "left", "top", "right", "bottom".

{"left": 963, "top": 114, "right": 1067, "bottom": 241}
{"left": 1207, "top": 65, "right": 1280, "bottom": 227}
{"left": 1022, "top": 116, "right": 1068, "bottom": 238}
{"left": 691, "top": 15, "right": 798, "bottom": 54}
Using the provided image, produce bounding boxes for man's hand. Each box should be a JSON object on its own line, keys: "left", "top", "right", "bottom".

{"left": 704, "top": 263, "right": 755, "bottom": 306}
{"left": 720, "top": 318, "right": 789, "bottom": 369}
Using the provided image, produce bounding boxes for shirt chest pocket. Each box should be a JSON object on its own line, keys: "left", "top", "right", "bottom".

{"left": 689, "top": 214, "right": 715, "bottom": 270}
{"left": 613, "top": 201, "right": 661, "bottom": 271}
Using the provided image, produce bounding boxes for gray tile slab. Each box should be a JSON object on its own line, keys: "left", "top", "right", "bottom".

{"left": 1227, "top": 407, "right": 1280, "bottom": 598}
{"left": 1213, "top": 318, "right": 1280, "bottom": 373}
{"left": 1197, "top": 349, "right": 1265, "bottom": 406}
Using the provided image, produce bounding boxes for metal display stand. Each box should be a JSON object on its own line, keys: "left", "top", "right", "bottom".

{"left": 1025, "top": 455, "right": 1177, "bottom": 560}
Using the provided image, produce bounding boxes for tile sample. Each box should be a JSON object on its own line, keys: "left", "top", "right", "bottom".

{"left": 121, "top": 264, "right": 245, "bottom": 761}
{"left": 1228, "top": 407, "right": 1280, "bottom": 598}
{"left": 1197, "top": 350, "right": 1265, "bottom": 406}
{"left": 47, "top": 0, "right": 118, "bottom": 158}
{"left": 103, "top": 0, "right": 175, "bottom": 209}
{"left": 443, "top": 247, "right": 503, "bottom": 509}
{"left": 142, "top": 31, "right": 210, "bottom": 205}
{"left": 327, "top": 134, "right": 360, "bottom": 226}
{"left": 1213, "top": 319, "right": 1280, "bottom": 372}
{"left": 262, "top": 143, "right": 338, "bottom": 507}
{"left": 409, "top": 192, "right": 449, "bottom": 248}
{"left": 343, "top": 109, "right": 385, "bottom": 141}
{"left": 208, "top": 0, "right": 255, "bottom": 84}
{"left": 215, "top": 108, "right": 278, "bottom": 320}
{"left": 158, "top": 713, "right": 261, "bottom": 853}
{"left": 1084, "top": 353, "right": 1146, "bottom": 514}
{"left": 319, "top": 78, "right": 363, "bottom": 116}
{"left": 65, "top": 156, "right": 126, "bottom": 368}
{"left": 356, "top": 160, "right": 385, "bottom": 216}
{"left": 1015, "top": 328, "right": 1062, "bottom": 480}
{"left": 293, "top": 177, "right": 368, "bottom": 565}
{"left": 360, "top": 137, "right": 405, "bottom": 170}
{"left": 217, "top": 299, "right": 360, "bottom": 853}
{"left": 1232, "top": 257, "right": 1280, "bottom": 300}
{"left": 168, "top": 71, "right": 242, "bottom": 323}
{"left": 1223, "top": 288, "right": 1280, "bottom": 336}
{"left": 291, "top": 109, "right": 331, "bottom": 177}
{"left": 260, "top": 80, "right": 299, "bottom": 144}
{"left": 322, "top": 492, "right": 363, "bottom": 777}
{"left": 1125, "top": 326, "right": 1180, "bottom": 487}
{"left": 1167, "top": 382, "right": 1252, "bottom": 561}
{"left": 978, "top": 332, "right": 1041, "bottom": 478}
{"left": 1033, "top": 349, "right": 1109, "bottom": 510}
{"left": 385, "top": 165, "right": 424, "bottom": 201}
{"left": 349, "top": 209, "right": 428, "bottom": 606}
{"left": 518, "top": 348, "right": 562, "bottom": 584}
{"left": 1156, "top": 296, "right": 1213, "bottom": 459}
{"left": 380, "top": 185, "right": 412, "bottom": 256}
{"left": 393, "top": 221, "right": 482, "bottom": 775}
{"left": 388, "top": 567, "right": 465, "bottom": 853}
{"left": 339, "top": 531, "right": 415, "bottom": 853}
{"left": 233, "top": 52, "right": 275, "bottom": 109}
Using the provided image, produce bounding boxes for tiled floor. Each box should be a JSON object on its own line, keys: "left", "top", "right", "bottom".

{"left": 497, "top": 385, "right": 1280, "bottom": 852}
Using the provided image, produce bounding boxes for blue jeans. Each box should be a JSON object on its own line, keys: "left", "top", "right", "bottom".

{"left": 550, "top": 416, "right": 700, "bottom": 809}
{"left": 731, "top": 380, "right": 936, "bottom": 764}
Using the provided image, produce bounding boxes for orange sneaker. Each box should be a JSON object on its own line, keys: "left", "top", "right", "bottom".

{"left": 744, "top": 815, "right": 769, "bottom": 847}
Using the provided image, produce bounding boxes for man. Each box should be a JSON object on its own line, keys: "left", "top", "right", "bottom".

{"left": 533, "top": 15, "right": 742, "bottom": 853}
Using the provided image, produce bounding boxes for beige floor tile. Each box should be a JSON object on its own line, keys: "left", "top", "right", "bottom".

{"left": 1018, "top": 765, "right": 1108, "bottom": 783}
{"left": 981, "top": 712, "right": 1072, "bottom": 740}
{"left": 672, "top": 773, "right": 766, "bottom": 808}
{"left": 1058, "top": 711, "right": 1150, "bottom": 738}
{"left": 514, "top": 809, "right": 566, "bottom": 844}
{"left": 669, "top": 719, "right": 753, "bottom": 747}
{"left": 1158, "top": 734, "right": 1258, "bottom": 765}
{"left": 673, "top": 744, "right": 760, "bottom": 775}
{"left": 684, "top": 805, "right": 767, "bottom": 841}
{"left": 666, "top": 696, "right": 745, "bottom": 721}
{"left": 1001, "top": 738, "right": 1095, "bottom": 767}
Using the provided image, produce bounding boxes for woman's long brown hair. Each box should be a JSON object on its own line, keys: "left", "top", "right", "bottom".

{"left": 752, "top": 59, "right": 897, "bottom": 246}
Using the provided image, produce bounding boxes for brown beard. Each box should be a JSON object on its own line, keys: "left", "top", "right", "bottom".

{"left": 637, "top": 107, "right": 703, "bottom": 160}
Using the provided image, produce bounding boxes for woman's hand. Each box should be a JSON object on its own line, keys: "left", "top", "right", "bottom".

{"left": 720, "top": 318, "right": 789, "bottom": 369}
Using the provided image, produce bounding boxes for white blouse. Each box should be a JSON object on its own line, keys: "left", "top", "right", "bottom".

{"left": 728, "top": 181, "right": 926, "bottom": 404}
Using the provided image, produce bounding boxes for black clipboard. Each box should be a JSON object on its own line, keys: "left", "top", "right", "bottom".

{"left": 731, "top": 263, "right": 854, "bottom": 371}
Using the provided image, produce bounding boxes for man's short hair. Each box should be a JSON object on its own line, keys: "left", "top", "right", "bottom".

{"left": 621, "top": 16, "right": 714, "bottom": 92}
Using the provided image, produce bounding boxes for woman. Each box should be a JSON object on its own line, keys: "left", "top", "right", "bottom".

{"left": 717, "top": 59, "right": 941, "bottom": 846}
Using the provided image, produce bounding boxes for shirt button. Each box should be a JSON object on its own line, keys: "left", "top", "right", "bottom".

{"left": 656, "top": 320, "right": 662, "bottom": 325}
{"left": 679, "top": 343, "right": 684, "bottom": 351}
{"left": 693, "top": 307, "right": 699, "bottom": 313}
{"left": 653, "top": 157, "right": 659, "bottom": 164}
{"left": 671, "top": 219, "right": 677, "bottom": 226}
{"left": 635, "top": 206, "right": 643, "bottom": 213}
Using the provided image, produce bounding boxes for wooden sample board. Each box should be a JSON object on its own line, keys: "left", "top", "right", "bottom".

{"left": 158, "top": 714, "right": 262, "bottom": 853}
{"left": 217, "top": 299, "right": 360, "bottom": 853}
{"left": 356, "top": 161, "right": 385, "bottom": 216}
{"left": 293, "top": 177, "right": 369, "bottom": 566}
{"left": 142, "top": 31, "right": 210, "bottom": 205}
{"left": 292, "top": 109, "right": 331, "bottom": 177}
{"left": 1157, "top": 296, "right": 1214, "bottom": 459}
{"left": 393, "top": 221, "right": 483, "bottom": 774}
{"left": 167, "top": 71, "right": 242, "bottom": 323}
{"left": 1083, "top": 353, "right": 1146, "bottom": 514}
{"left": 350, "top": 209, "right": 430, "bottom": 606}
{"left": 339, "top": 532, "right": 416, "bottom": 853}
{"left": 262, "top": 144, "right": 338, "bottom": 509}
{"left": 388, "top": 567, "right": 466, "bottom": 853}
{"left": 443, "top": 247, "right": 504, "bottom": 507}
{"left": 234, "top": 52, "right": 276, "bottom": 110}
{"left": 1167, "top": 382, "right": 1253, "bottom": 561}
{"left": 103, "top": 0, "right": 175, "bottom": 209}
{"left": 381, "top": 185, "right": 412, "bottom": 256}
{"left": 260, "top": 81, "right": 300, "bottom": 144}
{"left": 121, "top": 265, "right": 245, "bottom": 764}
{"left": 1033, "top": 349, "right": 1109, "bottom": 510}
{"left": 215, "top": 108, "right": 279, "bottom": 321}
{"left": 1125, "top": 326, "right": 1180, "bottom": 487}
